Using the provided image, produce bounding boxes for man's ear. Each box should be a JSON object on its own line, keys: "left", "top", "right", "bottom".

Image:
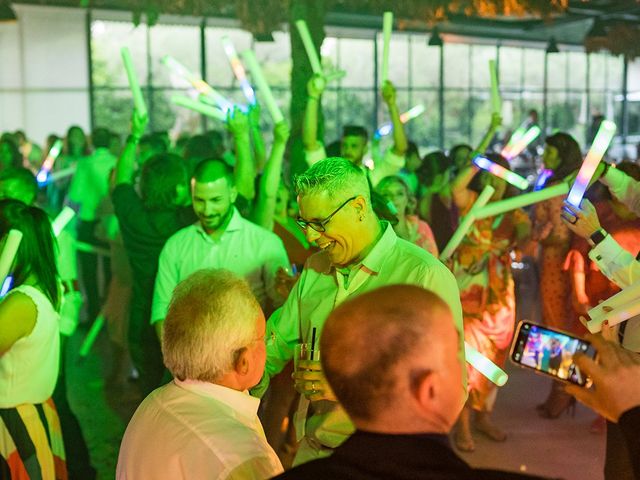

{"left": 230, "top": 185, "right": 238, "bottom": 204}
{"left": 234, "top": 347, "right": 250, "bottom": 376}
{"left": 412, "top": 370, "right": 435, "bottom": 414}
{"left": 352, "top": 196, "right": 367, "bottom": 215}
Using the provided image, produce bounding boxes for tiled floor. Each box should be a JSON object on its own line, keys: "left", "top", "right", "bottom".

{"left": 66, "top": 326, "right": 606, "bottom": 480}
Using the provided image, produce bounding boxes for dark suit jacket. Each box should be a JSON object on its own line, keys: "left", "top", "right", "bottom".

{"left": 274, "top": 430, "right": 560, "bottom": 480}
{"left": 619, "top": 406, "right": 640, "bottom": 480}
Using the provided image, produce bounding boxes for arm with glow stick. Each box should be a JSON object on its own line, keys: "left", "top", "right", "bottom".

{"left": 440, "top": 185, "right": 495, "bottom": 262}
{"left": 241, "top": 50, "right": 284, "bottom": 124}
{"left": 227, "top": 107, "right": 255, "bottom": 202}
{"left": 380, "top": 11, "right": 393, "bottom": 85}
{"left": 502, "top": 125, "right": 541, "bottom": 161}
{"left": 121, "top": 47, "right": 147, "bottom": 117}
{"left": 302, "top": 74, "right": 326, "bottom": 152}
{"left": 473, "top": 155, "right": 529, "bottom": 190}
{"left": 115, "top": 109, "right": 148, "bottom": 187}
{"left": 566, "top": 120, "right": 616, "bottom": 208}
{"left": 171, "top": 96, "right": 227, "bottom": 122}
{"left": 474, "top": 182, "right": 569, "bottom": 220}
{"left": 382, "top": 80, "right": 407, "bottom": 156}
{"left": 251, "top": 121, "right": 290, "bottom": 230}
{"left": 597, "top": 162, "right": 640, "bottom": 217}
{"left": 36, "top": 139, "right": 63, "bottom": 184}
{"left": 221, "top": 35, "right": 256, "bottom": 105}
{"left": 295, "top": 19, "right": 323, "bottom": 75}
{"left": 248, "top": 103, "right": 267, "bottom": 172}
{"left": 375, "top": 104, "right": 425, "bottom": 138}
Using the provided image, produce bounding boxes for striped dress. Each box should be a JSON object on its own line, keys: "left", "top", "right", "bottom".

{"left": 0, "top": 285, "right": 67, "bottom": 479}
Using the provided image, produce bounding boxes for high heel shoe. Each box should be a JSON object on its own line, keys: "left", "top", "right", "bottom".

{"left": 538, "top": 396, "right": 576, "bottom": 419}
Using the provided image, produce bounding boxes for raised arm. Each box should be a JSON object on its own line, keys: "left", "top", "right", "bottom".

{"left": 251, "top": 121, "right": 291, "bottom": 230}
{"left": 451, "top": 164, "right": 479, "bottom": 213}
{"left": 228, "top": 107, "right": 256, "bottom": 202}
{"left": 115, "top": 110, "right": 148, "bottom": 186}
{"left": 302, "top": 74, "right": 325, "bottom": 151}
{"left": 248, "top": 102, "right": 267, "bottom": 172}
{"left": 473, "top": 112, "right": 502, "bottom": 158}
{"left": 382, "top": 80, "right": 408, "bottom": 156}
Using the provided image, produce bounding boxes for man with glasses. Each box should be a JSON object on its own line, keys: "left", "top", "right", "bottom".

{"left": 252, "top": 157, "right": 464, "bottom": 465}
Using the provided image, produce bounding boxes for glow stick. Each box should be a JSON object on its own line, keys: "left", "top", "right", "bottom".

{"left": 503, "top": 126, "right": 526, "bottom": 154}
{"left": 36, "top": 139, "right": 63, "bottom": 184}
{"left": 586, "top": 281, "right": 640, "bottom": 333}
{"left": 221, "top": 36, "right": 256, "bottom": 105}
{"left": 489, "top": 60, "right": 501, "bottom": 115}
{"left": 440, "top": 185, "right": 495, "bottom": 261}
{"left": 534, "top": 169, "right": 553, "bottom": 191}
{"left": 171, "top": 96, "right": 227, "bottom": 122}
{"left": 474, "top": 182, "right": 569, "bottom": 219}
{"left": 46, "top": 167, "right": 76, "bottom": 183}
{"left": 120, "top": 47, "right": 147, "bottom": 117}
{"left": 375, "top": 104, "right": 426, "bottom": 137}
{"left": 502, "top": 125, "right": 541, "bottom": 160}
{"left": 295, "top": 20, "right": 323, "bottom": 75}
{"left": 465, "top": 342, "right": 508, "bottom": 386}
{"left": 52, "top": 206, "right": 76, "bottom": 237}
{"left": 74, "top": 241, "right": 111, "bottom": 257}
{"left": 162, "top": 55, "right": 233, "bottom": 112}
{"left": 566, "top": 120, "right": 616, "bottom": 207}
{"left": 324, "top": 70, "right": 346, "bottom": 83}
{"left": 79, "top": 314, "right": 105, "bottom": 357}
{"left": 241, "top": 49, "right": 284, "bottom": 124}
{"left": 381, "top": 11, "right": 393, "bottom": 84}
{"left": 0, "top": 230, "right": 23, "bottom": 288}
{"left": 0, "top": 275, "right": 12, "bottom": 297}
{"left": 473, "top": 155, "right": 529, "bottom": 190}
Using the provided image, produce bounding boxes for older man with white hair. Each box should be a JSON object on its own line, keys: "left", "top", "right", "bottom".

{"left": 116, "top": 269, "right": 283, "bottom": 480}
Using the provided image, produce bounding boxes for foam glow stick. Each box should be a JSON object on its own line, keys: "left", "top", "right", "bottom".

{"left": 465, "top": 342, "right": 509, "bottom": 386}
{"left": 0, "top": 275, "right": 12, "bottom": 297}
{"left": 381, "top": 11, "right": 393, "bottom": 84}
{"left": 241, "top": 49, "right": 284, "bottom": 124}
{"left": 586, "top": 281, "right": 640, "bottom": 333}
{"left": 502, "top": 125, "right": 541, "bottom": 160}
{"left": 121, "top": 47, "right": 147, "bottom": 117}
{"left": 52, "top": 206, "right": 76, "bottom": 237}
{"left": 489, "top": 60, "right": 501, "bottom": 115}
{"left": 503, "top": 126, "right": 526, "bottom": 154}
{"left": 591, "top": 299, "right": 640, "bottom": 332}
{"left": 162, "top": 55, "right": 233, "bottom": 112}
{"left": 295, "top": 19, "right": 323, "bottom": 75}
{"left": 0, "top": 230, "right": 23, "bottom": 288}
{"left": 46, "top": 167, "right": 76, "bottom": 183}
{"left": 221, "top": 36, "right": 256, "bottom": 105}
{"left": 36, "top": 139, "right": 64, "bottom": 184}
{"left": 324, "top": 70, "right": 346, "bottom": 83}
{"left": 376, "top": 104, "right": 426, "bottom": 137}
{"left": 474, "top": 182, "right": 569, "bottom": 220}
{"left": 534, "top": 169, "right": 553, "bottom": 191}
{"left": 473, "top": 155, "right": 529, "bottom": 190}
{"left": 566, "top": 120, "right": 616, "bottom": 208}
{"left": 440, "top": 185, "right": 495, "bottom": 261}
{"left": 79, "top": 314, "right": 105, "bottom": 357}
{"left": 171, "top": 96, "right": 227, "bottom": 122}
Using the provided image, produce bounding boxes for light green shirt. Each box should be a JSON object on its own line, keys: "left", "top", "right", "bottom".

{"left": 151, "top": 208, "right": 289, "bottom": 322}
{"left": 254, "top": 222, "right": 465, "bottom": 452}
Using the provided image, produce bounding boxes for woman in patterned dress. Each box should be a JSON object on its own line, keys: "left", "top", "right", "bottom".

{"left": 450, "top": 153, "right": 531, "bottom": 452}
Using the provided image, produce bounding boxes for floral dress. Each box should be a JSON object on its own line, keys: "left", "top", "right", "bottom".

{"left": 452, "top": 202, "right": 530, "bottom": 411}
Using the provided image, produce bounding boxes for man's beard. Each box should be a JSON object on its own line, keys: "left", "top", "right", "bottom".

{"left": 200, "top": 205, "right": 232, "bottom": 233}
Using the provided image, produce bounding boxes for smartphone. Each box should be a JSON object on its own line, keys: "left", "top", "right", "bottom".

{"left": 510, "top": 321, "right": 596, "bottom": 387}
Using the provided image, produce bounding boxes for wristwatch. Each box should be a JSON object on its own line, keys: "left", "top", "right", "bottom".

{"left": 589, "top": 229, "right": 607, "bottom": 247}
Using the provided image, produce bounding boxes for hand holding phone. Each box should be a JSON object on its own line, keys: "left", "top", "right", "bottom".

{"left": 510, "top": 321, "right": 596, "bottom": 387}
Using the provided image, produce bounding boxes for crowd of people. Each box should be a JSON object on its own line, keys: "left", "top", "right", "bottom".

{"left": 0, "top": 70, "right": 639, "bottom": 480}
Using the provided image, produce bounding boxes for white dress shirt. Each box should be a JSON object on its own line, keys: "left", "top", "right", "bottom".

{"left": 151, "top": 207, "right": 289, "bottom": 322}
{"left": 116, "top": 379, "right": 283, "bottom": 480}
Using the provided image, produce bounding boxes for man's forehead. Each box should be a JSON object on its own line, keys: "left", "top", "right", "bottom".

{"left": 191, "top": 177, "right": 229, "bottom": 192}
{"left": 297, "top": 192, "right": 335, "bottom": 218}
{"left": 342, "top": 135, "right": 366, "bottom": 145}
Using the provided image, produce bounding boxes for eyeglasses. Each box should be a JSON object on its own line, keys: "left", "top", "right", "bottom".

{"left": 296, "top": 196, "right": 356, "bottom": 233}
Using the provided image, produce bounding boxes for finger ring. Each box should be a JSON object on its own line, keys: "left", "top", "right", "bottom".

{"left": 311, "top": 382, "right": 317, "bottom": 391}
{"left": 570, "top": 216, "right": 578, "bottom": 225}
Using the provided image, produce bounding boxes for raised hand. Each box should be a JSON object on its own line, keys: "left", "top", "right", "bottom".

{"left": 307, "top": 73, "right": 326, "bottom": 99}
{"left": 381, "top": 80, "right": 396, "bottom": 106}
{"left": 227, "top": 106, "right": 250, "bottom": 137}
{"left": 273, "top": 121, "right": 291, "bottom": 145}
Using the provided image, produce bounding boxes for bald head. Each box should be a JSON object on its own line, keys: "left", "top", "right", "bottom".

{"left": 321, "top": 285, "right": 464, "bottom": 433}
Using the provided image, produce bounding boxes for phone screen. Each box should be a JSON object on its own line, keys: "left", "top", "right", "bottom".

{"left": 510, "top": 322, "right": 596, "bottom": 386}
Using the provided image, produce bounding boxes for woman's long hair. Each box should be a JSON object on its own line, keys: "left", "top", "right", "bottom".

{"left": 0, "top": 199, "right": 59, "bottom": 308}
{"left": 545, "top": 132, "right": 583, "bottom": 184}
{"left": 468, "top": 153, "right": 518, "bottom": 199}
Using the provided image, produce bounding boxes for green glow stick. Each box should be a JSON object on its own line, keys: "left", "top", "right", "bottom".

{"left": 120, "top": 47, "right": 147, "bottom": 117}
{"left": 0, "top": 230, "right": 23, "bottom": 289}
{"left": 489, "top": 59, "right": 501, "bottom": 115}
{"left": 502, "top": 125, "right": 541, "bottom": 160}
{"left": 473, "top": 155, "right": 529, "bottom": 190}
{"left": 439, "top": 185, "right": 495, "bottom": 261}
{"left": 171, "top": 96, "right": 227, "bottom": 122}
{"left": 52, "top": 206, "right": 76, "bottom": 237}
{"left": 295, "top": 19, "right": 323, "bottom": 75}
{"left": 79, "top": 314, "right": 105, "bottom": 357}
{"left": 241, "top": 49, "right": 284, "bottom": 124}
{"left": 586, "top": 281, "right": 640, "bottom": 333}
{"left": 381, "top": 11, "right": 393, "bottom": 84}
{"left": 324, "top": 70, "right": 346, "bottom": 83}
{"left": 474, "top": 182, "right": 569, "bottom": 220}
{"left": 465, "top": 342, "right": 508, "bottom": 386}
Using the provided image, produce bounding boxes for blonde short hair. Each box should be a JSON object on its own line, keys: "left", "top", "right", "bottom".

{"left": 294, "top": 157, "right": 371, "bottom": 203}
{"left": 162, "top": 269, "right": 261, "bottom": 382}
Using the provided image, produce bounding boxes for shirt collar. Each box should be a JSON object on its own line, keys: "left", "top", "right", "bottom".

{"left": 359, "top": 221, "right": 397, "bottom": 274}
{"left": 174, "top": 378, "right": 260, "bottom": 424}
{"left": 194, "top": 206, "right": 243, "bottom": 239}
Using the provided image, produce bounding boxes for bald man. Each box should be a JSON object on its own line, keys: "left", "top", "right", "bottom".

{"left": 151, "top": 159, "right": 289, "bottom": 337}
{"left": 275, "top": 285, "right": 555, "bottom": 480}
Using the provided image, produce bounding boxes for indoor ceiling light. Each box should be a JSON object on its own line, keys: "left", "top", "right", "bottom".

{"left": 428, "top": 27, "right": 443, "bottom": 47}
{"left": 586, "top": 19, "right": 607, "bottom": 39}
{"left": 546, "top": 37, "right": 559, "bottom": 54}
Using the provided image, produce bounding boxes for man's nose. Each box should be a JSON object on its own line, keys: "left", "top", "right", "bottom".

{"left": 305, "top": 227, "right": 321, "bottom": 243}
